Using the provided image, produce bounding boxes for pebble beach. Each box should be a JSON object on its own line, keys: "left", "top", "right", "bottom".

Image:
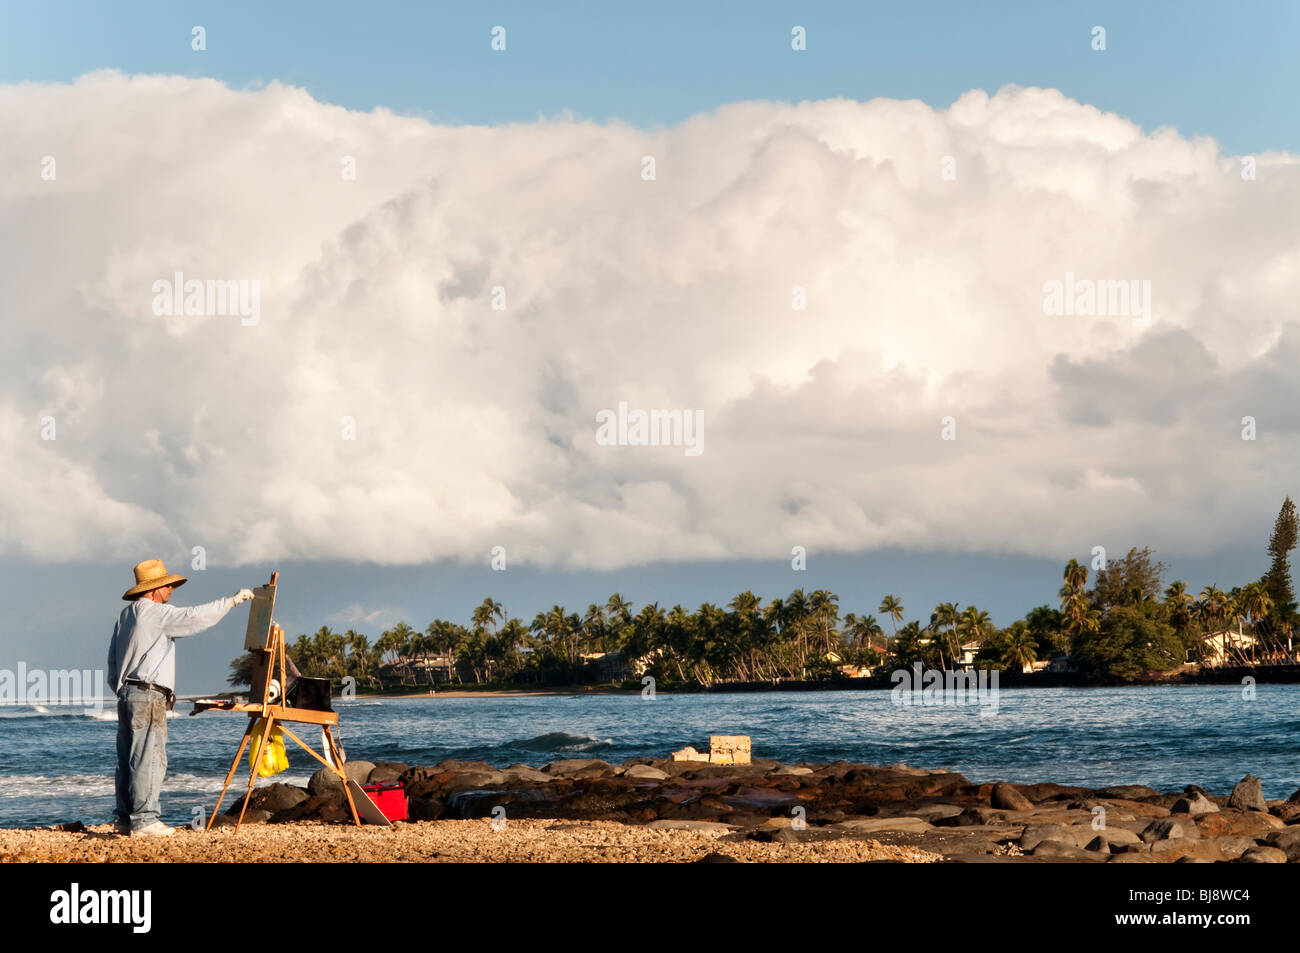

{"left": 0, "top": 818, "right": 938, "bottom": 863}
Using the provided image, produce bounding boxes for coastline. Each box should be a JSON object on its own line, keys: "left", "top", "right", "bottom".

{"left": 9, "top": 756, "right": 1298, "bottom": 863}
{"left": 321, "top": 664, "right": 1300, "bottom": 700}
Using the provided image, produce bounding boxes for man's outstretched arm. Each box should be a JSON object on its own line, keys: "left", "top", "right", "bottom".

{"left": 158, "top": 589, "right": 254, "bottom": 639}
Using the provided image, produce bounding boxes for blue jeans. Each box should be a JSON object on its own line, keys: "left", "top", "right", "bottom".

{"left": 114, "top": 684, "right": 168, "bottom": 829}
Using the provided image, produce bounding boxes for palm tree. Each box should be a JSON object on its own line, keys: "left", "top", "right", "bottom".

{"left": 1163, "top": 580, "right": 1195, "bottom": 638}
{"left": 785, "top": 589, "right": 812, "bottom": 676}
{"left": 958, "top": 606, "right": 992, "bottom": 654}
{"left": 879, "top": 595, "right": 904, "bottom": 654}
{"left": 1001, "top": 624, "right": 1038, "bottom": 673}
{"left": 605, "top": 593, "right": 634, "bottom": 652}
{"left": 1063, "top": 558, "right": 1088, "bottom": 592}
{"left": 472, "top": 598, "right": 505, "bottom": 635}
{"left": 1239, "top": 581, "right": 1273, "bottom": 664}
{"left": 932, "top": 602, "right": 961, "bottom": 667}
{"left": 808, "top": 589, "right": 842, "bottom": 658}
{"left": 1196, "top": 585, "right": 1229, "bottom": 665}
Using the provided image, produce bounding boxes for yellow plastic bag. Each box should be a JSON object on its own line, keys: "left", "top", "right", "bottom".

{"left": 249, "top": 718, "right": 289, "bottom": 777}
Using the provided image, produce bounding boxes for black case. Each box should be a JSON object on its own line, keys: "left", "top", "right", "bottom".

{"left": 287, "top": 677, "right": 334, "bottom": 711}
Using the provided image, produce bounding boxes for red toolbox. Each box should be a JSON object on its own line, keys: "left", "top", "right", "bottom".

{"left": 360, "top": 782, "right": 408, "bottom": 822}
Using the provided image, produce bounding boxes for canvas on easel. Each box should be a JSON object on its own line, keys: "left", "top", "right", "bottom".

{"left": 244, "top": 580, "right": 277, "bottom": 650}
{"left": 197, "top": 571, "right": 363, "bottom": 831}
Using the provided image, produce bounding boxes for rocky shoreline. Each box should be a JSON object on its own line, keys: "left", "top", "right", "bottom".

{"left": 194, "top": 756, "right": 1300, "bottom": 863}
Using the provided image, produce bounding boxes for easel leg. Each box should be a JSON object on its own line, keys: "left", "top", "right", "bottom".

{"left": 326, "top": 728, "right": 361, "bottom": 826}
{"left": 237, "top": 717, "right": 274, "bottom": 831}
{"left": 207, "top": 720, "right": 254, "bottom": 831}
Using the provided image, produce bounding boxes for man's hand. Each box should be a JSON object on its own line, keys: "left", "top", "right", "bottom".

{"left": 232, "top": 589, "right": 255, "bottom": 605}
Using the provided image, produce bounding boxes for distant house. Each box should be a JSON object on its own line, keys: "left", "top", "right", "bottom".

{"left": 836, "top": 663, "right": 874, "bottom": 678}
{"left": 1199, "top": 630, "right": 1259, "bottom": 666}
{"left": 1047, "top": 655, "right": 1075, "bottom": 673}
{"left": 580, "top": 650, "right": 629, "bottom": 682}
{"left": 379, "top": 654, "right": 456, "bottom": 685}
{"left": 956, "top": 642, "right": 982, "bottom": 671}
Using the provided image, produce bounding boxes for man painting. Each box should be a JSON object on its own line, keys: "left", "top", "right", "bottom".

{"left": 107, "top": 558, "right": 253, "bottom": 836}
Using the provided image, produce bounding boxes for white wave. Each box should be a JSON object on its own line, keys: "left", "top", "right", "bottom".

{"left": 0, "top": 704, "right": 115, "bottom": 719}
{"left": 0, "top": 771, "right": 313, "bottom": 800}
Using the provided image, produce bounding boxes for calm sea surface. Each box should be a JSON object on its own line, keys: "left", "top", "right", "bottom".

{"left": 3, "top": 685, "right": 1298, "bottom": 828}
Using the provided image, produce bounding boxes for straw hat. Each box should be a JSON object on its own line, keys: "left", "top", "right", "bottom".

{"left": 122, "top": 559, "right": 188, "bottom": 600}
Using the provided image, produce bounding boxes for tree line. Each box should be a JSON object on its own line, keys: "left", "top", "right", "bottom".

{"left": 229, "top": 497, "right": 1300, "bottom": 689}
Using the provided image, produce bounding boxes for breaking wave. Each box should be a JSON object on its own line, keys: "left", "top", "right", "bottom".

{"left": 0, "top": 705, "right": 178, "bottom": 721}
{"left": 507, "top": 731, "right": 614, "bottom": 753}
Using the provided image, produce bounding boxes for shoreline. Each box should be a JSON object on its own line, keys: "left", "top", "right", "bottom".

{"left": 7, "top": 757, "right": 1298, "bottom": 863}
{"left": 290, "top": 666, "right": 1300, "bottom": 700}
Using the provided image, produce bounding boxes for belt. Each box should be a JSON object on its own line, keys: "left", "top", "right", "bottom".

{"left": 123, "top": 679, "right": 176, "bottom": 704}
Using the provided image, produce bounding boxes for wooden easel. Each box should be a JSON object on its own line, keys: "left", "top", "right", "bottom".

{"left": 204, "top": 572, "right": 361, "bottom": 830}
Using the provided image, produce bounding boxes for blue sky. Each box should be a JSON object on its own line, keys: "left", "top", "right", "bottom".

{"left": 2, "top": 1, "right": 1296, "bottom": 153}
{"left": 3, "top": 2, "right": 1298, "bottom": 691}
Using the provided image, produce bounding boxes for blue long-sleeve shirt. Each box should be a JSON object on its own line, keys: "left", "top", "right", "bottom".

{"left": 107, "top": 596, "right": 236, "bottom": 693}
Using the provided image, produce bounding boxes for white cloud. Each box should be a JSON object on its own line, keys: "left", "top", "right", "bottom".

{"left": 3, "top": 73, "right": 1298, "bottom": 568}
{"left": 324, "top": 603, "right": 404, "bottom": 628}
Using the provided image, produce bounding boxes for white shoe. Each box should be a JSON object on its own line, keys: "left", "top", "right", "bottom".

{"left": 131, "top": 821, "right": 175, "bottom": 837}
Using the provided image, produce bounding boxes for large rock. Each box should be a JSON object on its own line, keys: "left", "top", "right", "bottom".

{"left": 1140, "top": 818, "right": 1197, "bottom": 843}
{"left": 228, "top": 782, "right": 309, "bottom": 816}
{"left": 366, "top": 762, "right": 409, "bottom": 785}
{"left": 1194, "top": 809, "right": 1284, "bottom": 839}
{"left": 991, "top": 783, "right": 1034, "bottom": 811}
{"left": 272, "top": 792, "right": 343, "bottom": 823}
{"left": 1088, "top": 827, "right": 1142, "bottom": 849}
{"left": 502, "top": 764, "right": 552, "bottom": 784}
{"left": 1270, "top": 802, "right": 1300, "bottom": 824}
{"left": 623, "top": 764, "right": 670, "bottom": 781}
{"left": 1264, "top": 826, "right": 1300, "bottom": 861}
{"left": 308, "top": 766, "right": 344, "bottom": 797}
{"left": 1228, "top": 775, "right": 1267, "bottom": 812}
{"left": 910, "top": 803, "right": 964, "bottom": 822}
{"left": 1237, "top": 845, "right": 1287, "bottom": 863}
{"left": 1171, "top": 792, "right": 1220, "bottom": 816}
{"left": 1018, "top": 823, "right": 1078, "bottom": 851}
{"left": 344, "top": 760, "right": 375, "bottom": 785}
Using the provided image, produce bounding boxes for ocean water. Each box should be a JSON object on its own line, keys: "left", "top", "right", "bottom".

{"left": 3, "top": 685, "right": 1298, "bottom": 829}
